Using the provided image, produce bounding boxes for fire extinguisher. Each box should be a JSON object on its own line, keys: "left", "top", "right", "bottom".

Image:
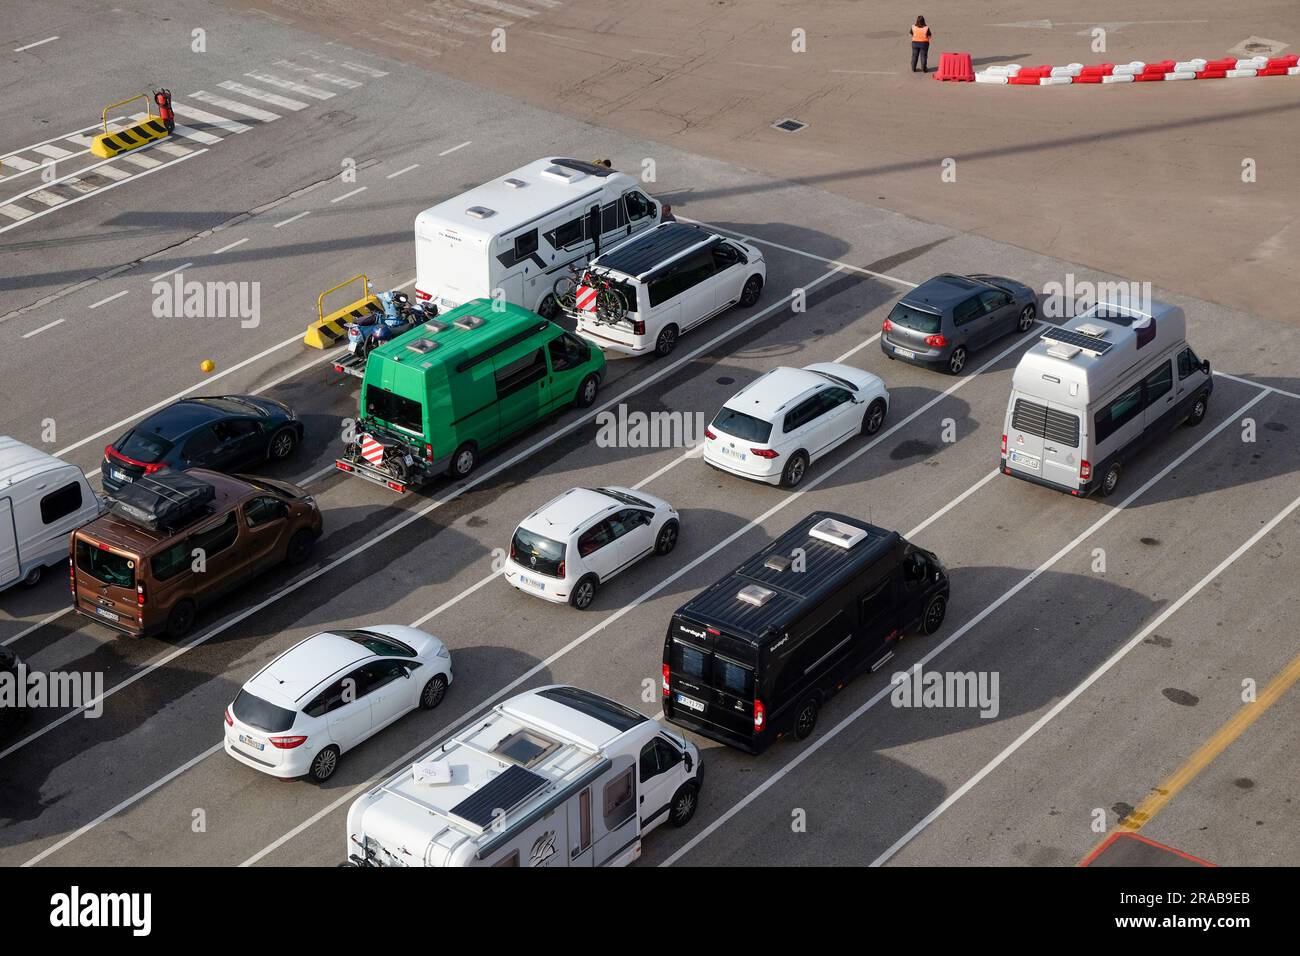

{"left": 153, "top": 88, "right": 175, "bottom": 133}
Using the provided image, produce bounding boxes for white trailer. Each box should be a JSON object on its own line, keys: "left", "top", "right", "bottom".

{"left": 0, "top": 437, "right": 103, "bottom": 591}
{"left": 345, "top": 685, "right": 701, "bottom": 867}
{"left": 413, "top": 158, "right": 661, "bottom": 318}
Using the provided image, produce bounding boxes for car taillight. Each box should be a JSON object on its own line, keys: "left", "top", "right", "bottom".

{"left": 882, "top": 318, "right": 893, "bottom": 333}
{"left": 1000, "top": 434, "right": 1007, "bottom": 455}
{"left": 143, "top": 462, "right": 165, "bottom": 475}
{"left": 705, "top": 427, "right": 717, "bottom": 441}
{"left": 224, "top": 707, "right": 234, "bottom": 727}
{"left": 632, "top": 320, "right": 645, "bottom": 335}
{"left": 925, "top": 334, "right": 947, "bottom": 347}
{"left": 425, "top": 443, "right": 434, "bottom": 461}
{"left": 509, "top": 540, "right": 517, "bottom": 560}
{"left": 557, "top": 560, "right": 565, "bottom": 578}
{"left": 662, "top": 663, "right": 671, "bottom": 697}
{"left": 69, "top": 562, "right": 76, "bottom": 596}
{"left": 269, "top": 735, "right": 308, "bottom": 750}
{"left": 137, "top": 583, "right": 145, "bottom": 606}
{"left": 1080, "top": 460, "right": 1092, "bottom": 481}
{"left": 750, "top": 448, "right": 780, "bottom": 459}
{"left": 415, "top": 289, "right": 431, "bottom": 301}
{"left": 753, "top": 699, "right": 766, "bottom": 732}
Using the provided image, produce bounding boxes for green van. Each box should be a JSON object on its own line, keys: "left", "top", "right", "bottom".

{"left": 335, "top": 299, "right": 606, "bottom": 492}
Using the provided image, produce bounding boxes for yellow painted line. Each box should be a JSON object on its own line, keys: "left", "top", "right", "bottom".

{"left": 1089, "top": 647, "right": 1300, "bottom": 854}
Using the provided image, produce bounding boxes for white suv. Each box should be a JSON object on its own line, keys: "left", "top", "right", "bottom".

{"left": 503, "top": 486, "right": 679, "bottom": 609}
{"left": 703, "top": 363, "right": 890, "bottom": 488}
{"left": 224, "top": 626, "right": 452, "bottom": 782}
{"left": 574, "top": 222, "right": 765, "bottom": 358}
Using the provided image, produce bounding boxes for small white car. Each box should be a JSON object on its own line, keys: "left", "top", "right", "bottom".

{"left": 574, "top": 222, "right": 766, "bottom": 358}
{"left": 503, "top": 486, "right": 679, "bottom": 609}
{"left": 224, "top": 626, "right": 452, "bottom": 782}
{"left": 703, "top": 362, "right": 890, "bottom": 488}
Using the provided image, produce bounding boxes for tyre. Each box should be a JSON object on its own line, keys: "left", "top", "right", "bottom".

{"left": 1017, "top": 303, "right": 1037, "bottom": 333}
{"left": 309, "top": 745, "right": 340, "bottom": 783}
{"left": 654, "top": 520, "right": 679, "bottom": 555}
{"left": 669, "top": 783, "right": 700, "bottom": 827}
{"left": 739, "top": 275, "right": 763, "bottom": 307}
{"left": 419, "top": 674, "right": 448, "bottom": 710}
{"left": 1185, "top": 392, "right": 1208, "bottom": 427}
{"left": 1099, "top": 462, "right": 1121, "bottom": 498}
{"left": 946, "top": 346, "right": 968, "bottom": 375}
{"left": 569, "top": 574, "right": 598, "bottom": 610}
{"left": 387, "top": 455, "right": 410, "bottom": 486}
{"left": 286, "top": 528, "right": 315, "bottom": 565}
{"left": 165, "top": 599, "right": 196, "bottom": 640}
{"left": 20, "top": 564, "right": 41, "bottom": 588}
{"left": 793, "top": 696, "right": 820, "bottom": 740}
{"left": 654, "top": 324, "right": 679, "bottom": 357}
{"left": 446, "top": 442, "right": 477, "bottom": 479}
{"left": 779, "top": 451, "right": 809, "bottom": 489}
{"left": 862, "top": 398, "right": 887, "bottom": 435}
{"left": 921, "top": 594, "right": 947, "bottom": 636}
{"left": 575, "top": 374, "right": 599, "bottom": 409}
{"left": 537, "top": 293, "right": 558, "bottom": 320}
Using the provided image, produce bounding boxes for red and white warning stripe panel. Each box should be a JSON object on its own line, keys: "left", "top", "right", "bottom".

{"left": 976, "top": 53, "right": 1299, "bottom": 85}
{"left": 575, "top": 284, "right": 598, "bottom": 312}
{"left": 360, "top": 434, "right": 385, "bottom": 466}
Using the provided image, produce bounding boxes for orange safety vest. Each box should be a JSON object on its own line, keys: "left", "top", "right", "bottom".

{"left": 911, "top": 25, "right": 930, "bottom": 42}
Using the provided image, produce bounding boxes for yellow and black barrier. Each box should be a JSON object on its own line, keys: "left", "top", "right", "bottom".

{"left": 305, "top": 274, "right": 384, "bottom": 349}
{"left": 90, "top": 94, "right": 169, "bottom": 158}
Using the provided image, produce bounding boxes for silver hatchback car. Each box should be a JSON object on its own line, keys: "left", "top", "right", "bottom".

{"left": 881, "top": 273, "right": 1037, "bottom": 374}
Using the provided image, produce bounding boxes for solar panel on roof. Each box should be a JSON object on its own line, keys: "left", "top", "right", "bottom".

{"left": 449, "top": 765, "right": 548, "bottom": 829}
{"left": 1042, "top": 326, "right": 1115, "bottom": 356}
{"left": 595, "top": 223, "right": 710, "bottom": 278}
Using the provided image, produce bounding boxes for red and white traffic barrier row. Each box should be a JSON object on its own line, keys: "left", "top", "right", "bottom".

{"left": 976, "top": 54, "right": 1300, "bottom": 85}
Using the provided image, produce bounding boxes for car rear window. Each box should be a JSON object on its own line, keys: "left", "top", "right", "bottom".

{"left": 711, "top": 407, "right": 773, "bottom": 444}
{"left": 232, "top": 689, "right": 297, "bottom": 733}
{"left": 364, "top": 386, "right": 424, "bottom": 434}
{"left": 888, "top": 302, "right": 942, "bottom": 335}
{"left": 118, "top": 430, "right": 173, "bottom": 463}
{"left": 75, "top": 540, "right": 136, "bottom": 589}
{"left": 714, "top": 657, "right": 754, "bottom": 697}
{"left": 512, "top": 527, "right": 566, "bottom": 576}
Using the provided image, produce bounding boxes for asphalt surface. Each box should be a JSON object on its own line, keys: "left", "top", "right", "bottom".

{"left": 1, "top": 0, "right": 1297, "bottom": 869}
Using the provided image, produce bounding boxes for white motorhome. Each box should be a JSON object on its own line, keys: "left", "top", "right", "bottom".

{"left": 1001, "top": 300, "right": 1213, "bottom": 498}
{"left": 414, "top": 158, "right": 662, "bottom": 318}
{"left": 345, "top": 685, "right": 701, "bottom": 867}
{"left": 0, "top": 437, "right": 103, "bottom": 591}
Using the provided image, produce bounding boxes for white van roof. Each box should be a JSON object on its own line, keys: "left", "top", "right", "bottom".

{"left": 1013, "top": 300, "right": 1186, "bottom": 405}
{"left": 0, "top": 437, "right": 76, "bottom": 492}
{"left": 415, "top": 157, "right": 637, "bottom": 242}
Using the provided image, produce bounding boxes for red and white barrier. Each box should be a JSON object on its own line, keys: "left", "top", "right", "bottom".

{"left": 974, "top": 52, "right": 1299, "bottom": 86}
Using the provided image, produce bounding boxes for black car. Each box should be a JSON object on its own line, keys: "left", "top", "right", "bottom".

{"left": 102, "top": 395, "right": 302, "bottom": 494}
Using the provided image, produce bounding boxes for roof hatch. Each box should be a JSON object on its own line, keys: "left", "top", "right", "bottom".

{"left": 540, "top": 164, "right": 584, "bottom": 184}
{"left": 453, "top": 315, "right": 486, "bottom": 331}
{"left": 737, "top": 584, "right": 776, "bottom": 607}
{"left": 503, "top": 177, "right": 527, "bottom": 189}
{"left": 809, "top": 517, "right": 869, "bottom": 549}
{"left": 465, "top": 205, "right": 495, "bottom": 219}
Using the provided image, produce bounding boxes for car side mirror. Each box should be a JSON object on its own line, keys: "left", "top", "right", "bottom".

{"left": 402, "top": 666, "right": 412, "bottom": 679}
{"left": 683, "top": 751, "right": 693, "bottom": 773}
{"left": 1201, "top": 359, "right": 1211, "bottom": 375}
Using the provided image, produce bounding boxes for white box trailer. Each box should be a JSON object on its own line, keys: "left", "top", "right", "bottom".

{"left": 0, "top": 437, "right": 103, "bottom": 591}
{"left": 345, "top": 685, "right": 701, "bottom": 867}
{"left": 413, "top": 158, "right": 662, "bottom": 319}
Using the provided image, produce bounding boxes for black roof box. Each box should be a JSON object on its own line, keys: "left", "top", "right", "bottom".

{"left": 110, "top": 471, "right": 216, "bottom": 532}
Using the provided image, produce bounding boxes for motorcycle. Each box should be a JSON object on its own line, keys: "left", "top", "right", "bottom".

{"left": 345, "top": 291, "right": 437, "bottom": 357}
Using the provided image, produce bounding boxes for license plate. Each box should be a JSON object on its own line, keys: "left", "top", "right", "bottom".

{"left": 675, "top": 693, "right": 705, "bottom": 713}
{"left": 720, "top": 446, "right": 747, "bottom": 462}
{"left": 520, "top": 575, "right": 544, "bottom": 591}
{"left": 894, "top": 347, "right": 915, "bottom": 359}
{"left": 111, "top": 468, "right": 128, "bottom": 482}
{"left": 1010, "top": 450, "right": 1041, "bottom": 471}
{"left": 94, "top": 606, "right": 120, "bottom": 622}
{"left": 239, "top": 734, "right": 266, "bottom": 752}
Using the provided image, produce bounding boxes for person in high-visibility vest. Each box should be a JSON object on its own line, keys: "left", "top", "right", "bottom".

{"left": 909, "top": 16, "right": 932, "bottom": 73}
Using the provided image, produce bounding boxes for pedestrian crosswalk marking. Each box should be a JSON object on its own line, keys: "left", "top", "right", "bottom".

{"left": 340, "top": 60, "right": 389, "bottom": 78}
{"left": 0, "top": 203, "right": 32, "bottom": 220}
{"left": 190, "top": 90, "right": 281, "bottom": 122}
{"left": 153, "top": 142, "right": 194, "bottom": 158}
{"left": 170, "top": 102, "right": 253, "bottom": 134}
{"left": 94, "top": 164, "right": 131, "bottom": 181}
{"left": 27, "top": 189, "right": 66, "bottom": 206}
{"left": 2, "top": 156, "right": 37, "bottom": 171}
{"left": 217, "top": 80, "right": 310, "bottom": 111}
{"left": 33, "top": 144, "right": 74, "bottom": 159}
{"left": 119, "top": 152, "right": 161, "bottom": 169}
{"left": 243, "top": 71, "right": 335, "bottom": 100}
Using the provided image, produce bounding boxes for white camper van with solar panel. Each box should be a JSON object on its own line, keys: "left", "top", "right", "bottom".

{"left": 413, "top": 158, "right": 662, "bottom": 319}
{"left": 344, "top": 685, "right": 701, "bottom": 867}
{"left": 1000, "top": 300, "right": 1213, "bottom": 498}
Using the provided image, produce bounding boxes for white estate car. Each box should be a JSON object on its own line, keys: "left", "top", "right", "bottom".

{"left": 574, "top": 222, "right": 765, "bottom": 358}
{"left": 504, "top": 486, "right": 679, "bottom": 609}
{"left": 224, "top": 626, "right": 452, "bottom": 782}
{"left": 703, "top": 362, "right": 890, "bottom": 488}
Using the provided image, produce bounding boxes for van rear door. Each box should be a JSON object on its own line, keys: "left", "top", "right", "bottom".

{"left": 1006, "top": 394, "right": 1081, "bottom": 490}
{"left": 74, "top": 535, "right": 139, "bottom": 627}
{"left": 666, "top": 619, "right": 756, "bottom": 742}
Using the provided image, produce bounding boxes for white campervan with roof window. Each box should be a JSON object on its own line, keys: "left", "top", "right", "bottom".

{"left": 1000, "top": 300, "right": 1213, "bottom": 498}
{"left": 413, "top": 158, "right": 661, "bottom": 319}
{"left": 1, "top": 437, "right": 103, "bottom": 591}
{"left": 344, "top": 685, "right": 701, "bottom": 867}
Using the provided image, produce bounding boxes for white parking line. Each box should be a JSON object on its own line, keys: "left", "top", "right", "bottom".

{"left": 14, "top": 36, "right": 58, "bottom": 52}
{"left": 149, "top": 262, "right": 193, "bottom": 282}
{"left": 874, "top": 482, "right": 1300, "bottom": 867}
{"left": 88, "top": 290, "right": 129, "bottom": 310}
{"left": 386, "top": 164, "right": 420, "bottom": 179}
{"left": 662, "top": 387, "right": 1270, "bottom": 867}
{"left": 331, "top": 186, "right": 367, "bottom": 203}
{"left": 438, "top": 140, "right": 471, "bottom": 157}
{"left": 274, "top": 210, "right": 311, "bottom": 228}
{"left": 2, "top": 607, "right": 73, "bottom": 647}
{"left": 213, "top": 237, "right": 249, "bottom": 254}
{"left": 21, "top": 318, "right": 64, "bottom": 339}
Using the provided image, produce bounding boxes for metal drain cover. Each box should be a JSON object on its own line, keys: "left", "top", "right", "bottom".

{"left": 772, "top": 118, "right": 807, "bottom": 133}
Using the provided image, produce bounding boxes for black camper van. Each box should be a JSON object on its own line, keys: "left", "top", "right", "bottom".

{"left": 662, "top": 512, "right": 949, "bottom": 754}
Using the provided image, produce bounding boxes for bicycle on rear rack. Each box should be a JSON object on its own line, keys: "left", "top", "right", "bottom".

{"left": 554, "top": 266, "right": 628, "bottom": 324}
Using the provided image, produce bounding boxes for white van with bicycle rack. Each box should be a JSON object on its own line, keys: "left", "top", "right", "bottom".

{"left": 344, "top": 685, "right": 702, "bottom": 867}
{"left": 570, "top": 222, "right": 766, "bottom": 357}
{"left": 413, "top": 158, "right": 662, "bottom": 318}
{"left": 1001, "top": 300, "right": 1213, "bottom": 498}
{"left": 0, "top": 437, "right": 103, "bottom": 592}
